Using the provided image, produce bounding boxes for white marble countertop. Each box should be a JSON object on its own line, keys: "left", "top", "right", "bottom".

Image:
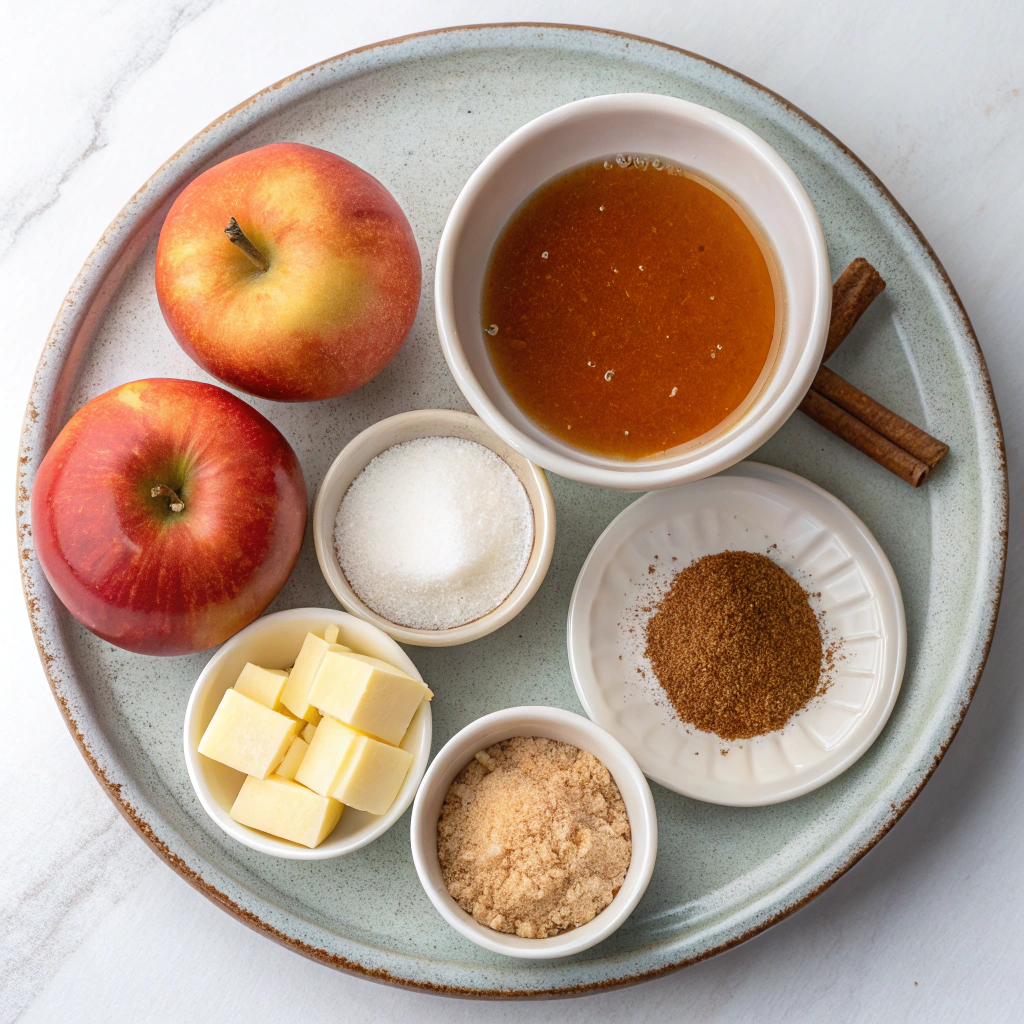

{"left": 3, "top": 1, "right": 1022, "bottom": 1020}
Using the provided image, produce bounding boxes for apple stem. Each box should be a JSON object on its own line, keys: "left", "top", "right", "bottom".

{"left": 224, "top": 218, "right": 269, "bottom": 272}
{"left": 151, "top": 484, "right": 185, "bottom": 513}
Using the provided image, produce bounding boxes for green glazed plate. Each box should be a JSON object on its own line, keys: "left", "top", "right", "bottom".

{"left": 17, "top": 24, "right": 1006, "bottom": 998}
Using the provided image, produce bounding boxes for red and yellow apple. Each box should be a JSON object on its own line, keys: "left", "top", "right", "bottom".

{"left": 155, "top": 142, "right": 421, "bottom": 402}
{"left": 31, "top": 378, "right": 307, "bottom": 656}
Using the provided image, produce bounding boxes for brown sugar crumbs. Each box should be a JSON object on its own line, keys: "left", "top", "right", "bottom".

{"left": 644, "top": 550, "right": 828, "bottom": 740}
{"left": 436, "top": 737, "right": 631, "bottom": 938}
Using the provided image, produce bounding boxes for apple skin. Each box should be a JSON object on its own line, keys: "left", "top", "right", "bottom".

{"left": 30, "top": 378, "right": 307, "bottom": 656}
{"left": 155, "top": 142, "right": 421, "bottom": 402}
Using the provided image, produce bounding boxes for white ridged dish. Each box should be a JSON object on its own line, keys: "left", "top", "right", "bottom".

{"left": 567, "top": 462, "right": 907, "bottom": 806}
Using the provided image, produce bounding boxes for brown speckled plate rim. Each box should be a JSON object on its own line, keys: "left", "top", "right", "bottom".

{"left": 15, "top": 23, "right": 1007, "bottom": 999}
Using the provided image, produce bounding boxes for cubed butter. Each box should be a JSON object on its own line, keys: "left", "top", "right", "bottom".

{"left": 229, "top": 774, "right": 342, "bottom": 848}
{"left": 275, "top": 735, "right": 309, "bottom": 781}
{"left": 295, "top": 716, "right": 361, "bottom": 797}
{"left": 301, "top": 721, "right": 318, "bottom": 744}
{"left": 309, "top": 652, "right": 432, "bottom": 745}
{"left": 330, "top": 734, "right": 414, "bottom": 815}
{"left": 198, "top": 689, "right": 300, "bottom": 779}
{"left": 233, "top": 662, "right": 289, "bottom": 711}
{"left": 280, "top": 631, "right": 350, "bottom": 723}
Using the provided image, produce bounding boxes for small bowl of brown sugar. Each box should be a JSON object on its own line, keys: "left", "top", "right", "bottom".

{"left": 410, "top": 706, "right": 657, "bottom": 958}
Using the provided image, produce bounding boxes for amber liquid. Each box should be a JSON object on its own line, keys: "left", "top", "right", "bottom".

{"left": 482, "top": 157, "right": 778, "bottom": 459}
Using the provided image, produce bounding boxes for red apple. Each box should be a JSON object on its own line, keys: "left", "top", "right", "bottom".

{"left": 155, "top": 142, "right": 421, "bottom": 402}
{"left": 31, "top": 378, "right": 307, "bottom": 655}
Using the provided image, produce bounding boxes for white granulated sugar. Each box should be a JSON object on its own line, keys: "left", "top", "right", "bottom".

{"left": 334, "top": 436, "right": 535, "bottom": 630}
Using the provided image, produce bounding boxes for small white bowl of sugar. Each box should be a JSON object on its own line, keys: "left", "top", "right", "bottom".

{"left": 313, "top": 410, "right": 556, "bottom": 646}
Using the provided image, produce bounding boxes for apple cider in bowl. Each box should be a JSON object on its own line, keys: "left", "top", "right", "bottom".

{"left": 482, "top": 155, "right": 781, "bottom": 460}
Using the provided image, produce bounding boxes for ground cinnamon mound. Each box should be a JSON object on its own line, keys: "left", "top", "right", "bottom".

{"left": 644, "top": 550, "right": 824, "bottom": 740}
{"left": 436, "top": 737, "right": 631, "bottom": 939}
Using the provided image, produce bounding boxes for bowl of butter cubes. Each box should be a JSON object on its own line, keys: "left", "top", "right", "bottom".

{"left": 183, "top": 607, "right": 433, "bottom": 858}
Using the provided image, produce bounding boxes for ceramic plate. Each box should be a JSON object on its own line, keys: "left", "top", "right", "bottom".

{"left": 17, "top": 25, "right": 1006, "bottom": 997}
{"left": 568, "top": 462, "right": 907, "bottom": 805}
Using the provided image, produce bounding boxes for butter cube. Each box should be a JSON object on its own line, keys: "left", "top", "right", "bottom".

{"left": 198, "top": 689, "right": 300, "bottom": 779}
{"left": 331, "top": 734, "right": 413, "bottom": 815}
{"left": 230, "top": 774, "right": 342, "bottom": 848}
{"left": 233, "top": 663, "right": 289, "bottom": 711}
{"left": 281, "top": 631, "right": 350, "bottom": 723}
{"left": 309, "top": 652, "right": 432, "bottom": 745}
{"left": 295, "top": 716, "right": 360, "bottom": 797}
{"left": 275, "top": 735, "right": 309, "bottom": 781}
{"left": 301, "top": 721, "right": 318, "bottom": 744}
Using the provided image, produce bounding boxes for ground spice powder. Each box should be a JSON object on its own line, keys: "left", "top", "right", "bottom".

{"left": 644, "top": 550, "right": 825, "bottom": 740}
{"left": 437, "top": 737, "right": 631, "bottom": 938}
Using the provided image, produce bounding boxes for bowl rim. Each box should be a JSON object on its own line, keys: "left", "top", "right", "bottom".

{"left": 434, "top": 91, "right": 832, "bottom": 491}
{"left": 182, "top": 606, "right": 431, "bottom": 860}
{"left": 409, "top": 705, "right": 658, "bottom": 958}
{"left": 312, "top": 408, "right": 556, "bottom": 646}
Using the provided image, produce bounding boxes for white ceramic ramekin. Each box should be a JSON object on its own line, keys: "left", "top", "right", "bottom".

{"left": 409, "top": 706, "right": 657, "bottom": 959}
{"left": 313, "top": 409, "right": 556, "bottom": 646}
{"left": 183, "top": 607, "right": 431, "bottom": 859}
{"left": 435, "top": 93, "right": 831, "bottom": 491}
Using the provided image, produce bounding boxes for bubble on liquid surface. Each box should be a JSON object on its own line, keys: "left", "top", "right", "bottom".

{"left": 485, "top": 324, "right": 499, "bottom": 336}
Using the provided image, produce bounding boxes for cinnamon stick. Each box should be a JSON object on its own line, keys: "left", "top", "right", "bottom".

{"left": 824, "top": 257, "right": 886, "bottom": 360}
{"left": 799, "top": 389, "right": 931, "bottom": 487}
{"left": 812, "top": 365, "right": 949, "bottom": 468}
{"left": 799, "top": 256, "right": 949, "bottom": 485}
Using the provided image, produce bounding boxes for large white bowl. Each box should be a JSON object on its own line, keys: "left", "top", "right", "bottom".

{"left": 183, "top": 607, "right": 431, "bottom": 860}
{"left": 313, "top": 409, "right": 555, "bottom": 647}
{"left": 435, "top": 93, "right": 831, "bottom": 491}
{"left": 409, "top": 706, "right": 657, "bottom": 959}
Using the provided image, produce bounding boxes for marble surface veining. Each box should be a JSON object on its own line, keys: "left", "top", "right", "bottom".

{"left": 2, "top": 1, "right": 1022, "bottom": 1021}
